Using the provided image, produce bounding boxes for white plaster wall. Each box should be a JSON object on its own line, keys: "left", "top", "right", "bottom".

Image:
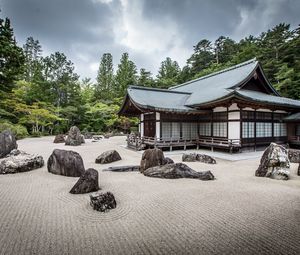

{"left": 228, "top": 111, "right": 240, "bottom": 120}
{"left": 140, "top": 114, "right": 144, "bottom": 137}
{"left": 155, "top": 112, "right": 160, "bottom": 139}
{"left": 243, "top": 107, "right": 254, "bottom": 111}
{"left": 213, "top": 106, "right": 227, "bottom": 112}
{"left": 228, "top": 122, "right": 240, "bottom": 140}
{"left": 228, "top": 103, "right": 239, "bottom": 111}
{"left": 256, "top": 108, "right": 272, "bottom": 112}
{"left": 274, "top": 110, "right": 287, "bottom": 113}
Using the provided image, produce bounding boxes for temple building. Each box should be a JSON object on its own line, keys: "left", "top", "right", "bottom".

{"left": 119, "top": 59, "right": 300, "bottom": 152}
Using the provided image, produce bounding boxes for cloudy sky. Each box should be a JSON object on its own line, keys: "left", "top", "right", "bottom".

{"left": 1, "top": 0, "right": 299, "bottom": 80}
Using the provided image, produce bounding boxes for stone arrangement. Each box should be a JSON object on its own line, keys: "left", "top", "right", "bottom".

{"left": 182, "top": 153, "right": 216, "bottom": 164}
{"left": 65, "top": 126, "right": 85, "bottom": 146}
{"left": 53, "top": 134, "right": 65, "bottom": 144}
{"left": 103, "top": 165, "right": 140, "bottom": 172}
{"left": 164, "top": 157, "right": 174, "bottom": 164}
{"left": 143, "top": 163, "right": 215, "bottom": 180}
{"left": 90, "top": 192, "right": 117, "bottom": 212}
{"left": 47, "top": 149, "right": 85, "bottom": 177}
{"left": 0, "top": 130, "right": 18, "bottom": 158}
{"left": 70, "top": 168, "right": 99, "bottom": 194}
{"left": 0, "top": 149, "right": 44, "bottom": 174}
{"left": 288, "top": 149, "right": 300, "bottom": 163}
{"left": 95, "top": 150, "right": 122, "bottom": 164}
{"left": 255, "top": 143, "right": 290, "bottom": 180}
{"left": 140, "top": 148, "right": 166, "bottom": 173}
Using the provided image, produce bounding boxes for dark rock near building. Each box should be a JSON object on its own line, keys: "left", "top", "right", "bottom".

{"left": 47, "top": 149, "right": 85, "bottom": 177}
{"left": 143, "top": 163, "right": 215, "bottom": 180}
{"left": 182, "top": 153, "right": 216, "bottom": 164}
{"left": 255, "top": 143, "right": 290, "bottom": 180}
{"left": 288, "top": 149, "right": 300, "bottom": 163}
{"left": 90, "top": 192, "right": 117, "bottom": 212}
{"left": 65, "top": 126, "right": 85, "bottom": 146}
{"left": 163, "top": 157, "right": 174, "bottom": 164}
{"left": 103, "top": 165, "right": 140, "bottom": 172}
{"left": 70, "top": 168, "right": 99, "bottom": 194}
{"left": 140, "top": 148, "right": 165, "bottom": 173}
{"left": 53, "top": 134, "right": 65, "bottom": 143}
{"left": 0, "top": 149, "right": 44, "bottom": 174}
{"left": 0, "top": 130, "right": 18, "bottom": 158}
{"left": 298, "top": 164, "right": 300, "bottom": 176}
{"left": 95, "top": 150, "right": 122, "bottom": 164}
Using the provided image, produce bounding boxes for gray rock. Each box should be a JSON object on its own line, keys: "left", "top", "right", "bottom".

{"left": 70, "top": 168, "right": 99, "bottom": 194}
{"left": 65, "top": 126, "right": 85, "bottom": 146}
{"left": 143, "top": 163, "right": 214, "bottom": 180}
{"left": 0, "top": 149, "right": 44, "bottom": 174}
{"left": 90, "top": 192, "right": 116, "bottom": 212}
{"left": 255, "top": 143, "right": 290, "bottom": 180}
{"left": 182, "top": 153, "right": 216, "bottom": 164}
{"left": 0, "top": 130, "right": 18, "bottom": 158}
{"left": 47, "top": 149, "right": 85, "bottom": 177}
{"left": 103, "top": 165, "right": 140, "bottom": 172}
{"left": 53, "top": 134, "right": 65, "bottom": 143}
{"left": 84, "top": 132, "right": 93, "bottom": 139}
{"left": 288, "top": 149, "right": 300, "bottom": 163}
{"left": 164, "top": 157, "right": 174, "bottom": 164}
{"left": 140, "top": 148, "right": 165, "bottom": 173}
{"left": 95, "top": 150, "right": 121, "bottom": 164}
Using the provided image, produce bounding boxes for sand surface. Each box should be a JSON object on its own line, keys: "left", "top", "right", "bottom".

{"left": 0, "top": 136, "right": 300, "bottom": 255}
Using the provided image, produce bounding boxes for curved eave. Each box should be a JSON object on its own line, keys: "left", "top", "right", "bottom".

{"left": 118, "top": 92, "right": 209, "bottom": 116}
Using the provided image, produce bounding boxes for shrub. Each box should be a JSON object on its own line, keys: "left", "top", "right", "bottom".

{"left": 0, "top": 121, "right": 29, "bottom": 139}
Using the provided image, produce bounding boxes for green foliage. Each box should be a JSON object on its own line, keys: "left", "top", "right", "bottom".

{"left": 156, "top": 57, "right": 181, "bottom": 88}
{"left": 0, "top": 120, "right": 28, "bottom": 139}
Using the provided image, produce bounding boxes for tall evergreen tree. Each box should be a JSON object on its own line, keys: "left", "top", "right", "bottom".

{"left": 23, "top": 36, "right": 42, "bottom": 82}
{"left": 95, "top": 53, "right": 114, "bottom": 100}
{"left": 138, "top": 68, "right": 154, "bottom": 87}
{"left": 156, "top": 57, "right": 181, "bottom": 88}
{"left": 115, "top": 53, "right": 137, "bottom": 97}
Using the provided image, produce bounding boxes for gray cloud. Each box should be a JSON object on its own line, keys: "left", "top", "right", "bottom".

{"left": 1, "top": 0, "right": 299, "bottom": 80}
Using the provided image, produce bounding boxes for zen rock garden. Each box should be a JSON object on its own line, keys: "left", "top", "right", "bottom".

{"left": 0, "top": 130, "right": 44, "bottom": 174}
{"left": 65, "top": 126, "right": 85, "bottom": 146}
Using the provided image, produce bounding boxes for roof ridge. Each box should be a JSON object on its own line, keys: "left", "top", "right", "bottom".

{"left": 169, "top": 58, "right": 257, "bottom": 90}
{"left": 128, "top": 85, "right": 192, "bottom": 95}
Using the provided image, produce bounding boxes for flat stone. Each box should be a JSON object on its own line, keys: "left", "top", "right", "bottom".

{"left": 47, "top": 149, "right": 85, "bottom": 177}
{"left": 182, "top": 153, "right": 216, "bottom": 164}
{"left": 143, "top": 163, "right": 215, "bottom": 180}
{"left": 0, "top": 130, "right": 18, "bottom": 158}
{"left": 0, "top": 149, "right": 44, "bottom": 174}
{"left": 95, "top": 150, "right": 121, "bottom": 164}
{"left": 70, "top": 168, "right": 99, "bottom": 194}
{"left": 103, "top": 165, "right": 140, "bottom": 172}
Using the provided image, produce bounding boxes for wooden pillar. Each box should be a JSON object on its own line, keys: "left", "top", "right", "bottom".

{"left": 156, "top": 112, "right": 160, "bottom": 139}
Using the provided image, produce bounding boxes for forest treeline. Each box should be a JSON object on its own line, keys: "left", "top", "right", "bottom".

{"left": 1, "top": 13, "right": 300, "bottom": 138}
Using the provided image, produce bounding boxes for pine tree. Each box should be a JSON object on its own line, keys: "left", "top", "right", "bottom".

{"left": 156, "top": 57, "right": 181, "bottom": 88}
{"left": 115, "top": 53, "right": 137, "bottom": 97}
{"left": 95, "top": 53, "right": 114, "bottom": 100}
{"left": 138, "top": 68, "right": 154, "bottom": 87}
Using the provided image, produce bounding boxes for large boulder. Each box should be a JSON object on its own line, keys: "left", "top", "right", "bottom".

{"left": 53, "top": 134, "right": 65, "bottom": 144}
{"left": 143, "top": 163, "right": 215, "bottom": 180}
{"left": 288, "top": 149, "right": 300, "bottom": 163}
{"left": 70, "top": 168, "right": 99, "bottom": 194}
{"left": 0, "top": 149, "right": 44, "bottom": 174}
{"left": 47, "top": 149, "right": 85, "bottom": 177}
{"left": 182, "top": 153, "right": 216, "bottom": 164}
{"left": 255, "top": 143, "right": 290, "bottom": 180}
{"left": 140, "top": 148, "right": 165, "bottom": 173}
{"left": 95, "top": 150, "right": 121, "bottom": 164}
{"left": 103, "top": 165, "right": 140, "bottom": 172}
{"left": 65, "top": 126, "right": 85, "bottom": 146}
{"left": 0, "top": 130, "right": 18, "bottom": 158}
{"left": 90, "top": 192, "right": 117, "bottom": 212}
